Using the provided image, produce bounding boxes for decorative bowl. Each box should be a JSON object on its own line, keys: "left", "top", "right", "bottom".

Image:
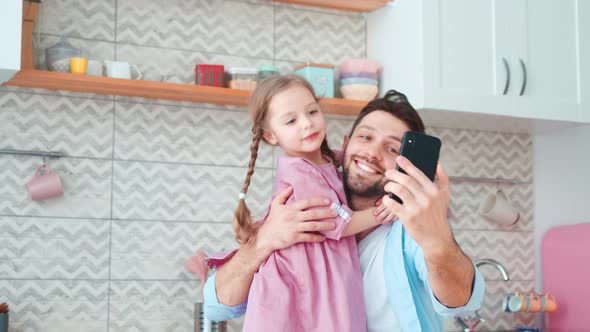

{"left": 340, "top": 84, "right": 379, "bottom": 101}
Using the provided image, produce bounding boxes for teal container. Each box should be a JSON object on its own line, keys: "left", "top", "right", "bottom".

{"left": 256, "top": 65, "right": 279, "bottom": 82}
{"left": 294, "top": 63, "right": 335, "bottom": 98}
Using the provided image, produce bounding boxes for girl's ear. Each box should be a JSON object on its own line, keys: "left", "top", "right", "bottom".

{"left": 263, "top": 129, "right": 278, "bottom": 145}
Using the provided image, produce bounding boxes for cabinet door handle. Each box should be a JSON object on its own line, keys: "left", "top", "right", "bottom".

{"left": 519, "top": 58, "right": 527, "bottom": 96}
{"left": 502, "top": 58, "right": 510, "bottom": 95}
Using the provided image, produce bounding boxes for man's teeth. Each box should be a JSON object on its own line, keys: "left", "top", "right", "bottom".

{"left": 357, "top": 161, "right": 378, "bottom": 174}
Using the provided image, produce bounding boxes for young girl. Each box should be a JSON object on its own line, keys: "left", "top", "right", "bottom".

{"left": 234, "top": 75, "right": 395, "bottom": 332}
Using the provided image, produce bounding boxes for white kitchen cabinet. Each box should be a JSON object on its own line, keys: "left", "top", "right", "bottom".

{"left": 0, "top": 0, "right": 22, "bottom": 84}
{"left": 511, "top": 0, "right": 581, "bottom": 122}
{"left": 368, "top": 0, "right": 587, "bottom": 123}
{"left": 427, "top": 0, "right": 514, "bottom": 117}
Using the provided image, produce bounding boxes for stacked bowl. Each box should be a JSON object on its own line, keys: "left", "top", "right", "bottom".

{"left": 338, "top": 59, "right": 380, "bottom": 101}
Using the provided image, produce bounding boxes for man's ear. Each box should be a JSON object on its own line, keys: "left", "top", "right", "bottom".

{"left": 342, "top": 135, "right": 349, "bottom": 150}
{"left": 263, "top": 129, "right": 278, "bottom": 145}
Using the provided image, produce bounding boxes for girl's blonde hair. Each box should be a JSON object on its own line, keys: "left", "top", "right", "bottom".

{"left": 234, "top": 74, "right": 338, "bottom": 244}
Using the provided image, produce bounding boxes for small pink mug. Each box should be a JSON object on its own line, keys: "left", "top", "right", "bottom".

{"left": 26, "top": 164, "right": 64, "bottom": 201}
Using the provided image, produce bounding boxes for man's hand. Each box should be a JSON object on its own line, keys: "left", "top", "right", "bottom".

{"left": 255, "top": 186, "right": 338, "bottom": 257}
{"left": 381, "top": 155, "right": 454, "bottom": 256}
{"left": 381, "top": 156, "right": 475, "bottom": 307}
{"left": 215, "top": 186, "right": 337, "bottom": 306}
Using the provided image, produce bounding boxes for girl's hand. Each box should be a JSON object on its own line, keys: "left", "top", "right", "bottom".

{"left": 373, "top": 200, "right": 397, "bottom": 224}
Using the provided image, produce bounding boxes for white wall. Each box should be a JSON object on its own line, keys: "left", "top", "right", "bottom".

{"left": 534, "top": 124, "right": 590, "bottom": 290}
{"left": 0, "top": 0, "right": 22, "bottom": 83}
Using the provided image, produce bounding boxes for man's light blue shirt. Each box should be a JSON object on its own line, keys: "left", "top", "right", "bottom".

{"left": 383, "top": 221, "right": 485, "bottom": 331}
{"left": 203, "top": 220, "right": 485, "bottom": 331}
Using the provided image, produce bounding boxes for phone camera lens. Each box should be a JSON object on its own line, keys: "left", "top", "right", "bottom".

{"left": 408, "top": 139, "right": 413, "bottom": 144}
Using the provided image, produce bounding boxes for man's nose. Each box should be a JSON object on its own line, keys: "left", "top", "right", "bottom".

{"left": 363, "top": 143, "right": 382, "bottom": 161}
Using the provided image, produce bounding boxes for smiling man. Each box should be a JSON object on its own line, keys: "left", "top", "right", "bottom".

{"left": 203, "top": 90, "right": 485, "bottom": 332}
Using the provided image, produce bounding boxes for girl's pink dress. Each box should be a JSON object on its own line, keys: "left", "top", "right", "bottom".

{"left": 242, "top": 155, "right": 366, "bottom": 332}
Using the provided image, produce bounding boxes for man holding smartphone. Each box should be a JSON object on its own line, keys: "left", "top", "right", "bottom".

{"left": 204, "top": 90, "right": 485, "bottom": 331}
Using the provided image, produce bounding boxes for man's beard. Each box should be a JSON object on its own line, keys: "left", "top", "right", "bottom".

{"left": 343, "top": 160, "right": 388, "bottom": 198}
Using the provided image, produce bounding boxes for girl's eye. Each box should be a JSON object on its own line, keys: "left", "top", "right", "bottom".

{"left": 309, "top": 109, "right": 319, "bottom": 115}
{"left": 359, "top": 135, "right": 370, "bottom": 140}
{"left": 286, "top": 119, "right": 295, "bottom": 125}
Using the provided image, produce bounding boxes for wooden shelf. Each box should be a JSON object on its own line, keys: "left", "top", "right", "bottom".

{"left": 4, "top": 70, "right": 368, "bottom": 115}
{"left": 8, "top": 1, "right": 371, "bottom": 115}
{"left": 273, "top": 0, "right": 390, "bottom": 12}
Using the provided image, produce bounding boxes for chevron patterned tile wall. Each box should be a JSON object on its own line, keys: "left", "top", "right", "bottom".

{"left": 110, "top": 220, "right": 236, "bottom": 280}
{"left": 112, "top": 161, "right": 273, "bottom": 222}
{"left": 0, "top": 155, "right": 112, "bottom": 218}
{"left": 108, "top": 280, "right": 197, "bottom": 332}
{"left": 114, "top": 101, "right": 274, "bottom": 168}
{"left": 431, "top": 127, "right": 534, "bottom": 232}
{"left": 431, "top": 128, "right": 533, "bottom": 181}
{"left": 0, "top": 90, "right": 114, "bottom": 158}
{"left": 0, "top": 279, "right": 109, "bottom": 332}
{"left": 36, "top": 0, "right": 116, "bottom": 41}
{"left": 448, "top": 182, "right": 534, "bottom": 232}
{"left": 455, "top": 230, "right": 535, "bottom": 281}
{"left": 3, "top": 1, "right": 536, "bottom": 331}
{"left": 0, "top": 216, "right": 109, "bottom": 280}
{"left": 325, "top": 114, "right": 356, "bottom": 148}
{"left": 274, "top": 6, "right": 366, "bottom": 64}
{"left": 117, "top": 0, "right": 273, "bottom": 59}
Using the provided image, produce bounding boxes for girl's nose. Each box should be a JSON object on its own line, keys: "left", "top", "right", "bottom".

{"left": 300, "top": 115, "right": 313, "bottom": 128}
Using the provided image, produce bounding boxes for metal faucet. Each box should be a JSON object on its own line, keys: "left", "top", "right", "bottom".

{"left": 455, "top": 259, "right": 510, "bottom": 331}
{"left": 475, "top": 258, "right": 510, "bottom": 281}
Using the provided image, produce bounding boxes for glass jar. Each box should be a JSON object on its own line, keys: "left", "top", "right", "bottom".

{"left": 226, "top": 67, "right": 257, "bottom": 90}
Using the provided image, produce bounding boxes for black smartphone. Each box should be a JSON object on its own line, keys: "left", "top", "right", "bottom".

{"left": 388, "top": 131, "right": 441, "bottom": 204}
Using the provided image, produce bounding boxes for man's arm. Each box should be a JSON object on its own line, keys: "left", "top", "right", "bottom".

{"left": 213, "top": 236, "right": 272, "bottom": 306}
{"left": 383, "top": 156, "right": 480, "bottom": 306}
{"left": 208, "top": 186, "right": 337, "bottom": 306}
{"left": 411, "top": 238, "right": 485, "bottom": 315}
{"left": 422, "top": 238, "right": 477, "bottom": 307}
